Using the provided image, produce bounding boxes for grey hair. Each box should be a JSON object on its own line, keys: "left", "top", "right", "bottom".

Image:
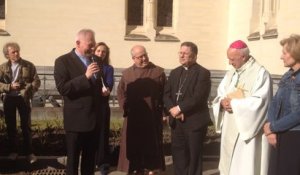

{"left": 75, "top": 29, "right": 95, "bottom": 42}
{"left": 240, "top": 47, "right": 250, "bottom": 58}
{"left": 3, "top": 42, "right": 20, "bottom": 59}
{"left": 130, "top": 45, "right": 147, "bottom": 57}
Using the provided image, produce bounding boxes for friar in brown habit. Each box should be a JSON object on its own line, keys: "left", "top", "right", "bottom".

{"left": 117, "top": 45, "right": 166, "bottom": 174}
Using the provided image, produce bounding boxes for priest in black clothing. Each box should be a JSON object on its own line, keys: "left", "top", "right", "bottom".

{"left": 164, "top": 41, "right": 211, "bottom": 175}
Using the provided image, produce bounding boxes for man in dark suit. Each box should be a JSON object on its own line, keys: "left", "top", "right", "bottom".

{"left": 164, "top": 41, "right": 211, "bottom": 175}
{"left": 54, "top": 29, "right": 103, "bottom": 175}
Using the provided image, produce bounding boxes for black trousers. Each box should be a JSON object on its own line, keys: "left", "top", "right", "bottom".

{"left": 96, "top": 102, "right": 111, "bottom": 167}
{"left": 65, "top": 129, "right": 98, "bottom": 175}
{"left": 268, "top": 131, "right": 300, "bottom": 175}
{"left": 171, "top": 121, "right": 207, "bottom": 175}
{"left": 3, "top": 95, "right": 32, "bottom": 155}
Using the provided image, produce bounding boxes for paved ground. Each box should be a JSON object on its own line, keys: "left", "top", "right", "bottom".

{"left": 0, "top": 135, "right": 220, "bottom": 175}
{"left": 0, "top": 116, "right": 221, "bottom": 175}
{"left": 0, "top": 155, "right": 219, "bottom": 175}
{"left": 104, "top": 155, "right": 219, "bottom": 175}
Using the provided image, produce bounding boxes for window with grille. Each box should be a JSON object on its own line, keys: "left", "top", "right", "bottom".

{"left": 0, "top": 0, "right": 5, "bottom": 20}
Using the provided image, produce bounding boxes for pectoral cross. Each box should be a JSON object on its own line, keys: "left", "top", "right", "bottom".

{"left": 176, "top": 89, "right": 183, "bottom": 102}
{"left": 176, "top": 68, "right": 188, "bottom": 102}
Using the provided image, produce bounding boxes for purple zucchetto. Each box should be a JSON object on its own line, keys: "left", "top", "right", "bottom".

{"left": 229, "top": 40, "right": 248, "bottom": 49}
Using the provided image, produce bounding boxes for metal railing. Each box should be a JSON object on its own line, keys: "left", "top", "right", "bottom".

{"left": 34, "top": 66, "right": 282, "bottom": 108}
{"left": 34, "top": 66, "right": 123, "bottom": 107}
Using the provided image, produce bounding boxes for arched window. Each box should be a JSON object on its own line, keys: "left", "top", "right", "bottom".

{"left": 127, "top": 0, "right": 143, "bottom": 26}
{"left": 125, "top": 0, "right": 179, "bottom": 42}
{"left": 262, "top": 0, "right": 278, "bottom": 39}
{"left": 0, "top": 0, "right": 4, "bottom": 20}
{"left": 248, "top": 0, "right": 278, "bottom": 41}
{"left": 157, "top": 0, "right": 173, "bottom": 27}
{"left": 248, "top": 0, "right": 262, "bottom": 41}
{"left": 0, "top": 0, "right": 8, "bottom": 36}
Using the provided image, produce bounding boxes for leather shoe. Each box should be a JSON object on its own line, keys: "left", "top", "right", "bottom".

{"left": 27, "top": 153, "right": 37, "bottom": 164}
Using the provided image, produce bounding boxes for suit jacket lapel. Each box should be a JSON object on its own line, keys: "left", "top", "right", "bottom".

{"left": 70, "top": 51, "right": 87, "bottom": 75}
{"left": 180, "top": 65, "right": 196, "bottom": 99}
{"left": 70, "top": 51, "right": 102, "bottom": 85}
{"left": 17, "top": 60, "right": 24, "bottom": 81}
{"left": 173, "top": 67, "right": 181, "bottom": 94}
{"left": 5, "top": 61, "right": 13, "bottom": 82}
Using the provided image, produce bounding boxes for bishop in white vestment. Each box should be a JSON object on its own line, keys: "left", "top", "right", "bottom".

{"left": 212, "top": 40, "right": 273, "bottom": 175}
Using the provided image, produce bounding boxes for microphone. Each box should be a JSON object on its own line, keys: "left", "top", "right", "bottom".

{"left": 91, "top": 56, "right": 98, "bottom": 64}
{"left": 91, "top": 56, "right": 99, "bottom": 79}
{"left": 91, "top": 56, "right": 108, "bottom": 92}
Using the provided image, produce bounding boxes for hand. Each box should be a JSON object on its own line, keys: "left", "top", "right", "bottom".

{"left": 85, "top": 62, "right": 100, "bottom": 79}
{"left": 163, "top": 116, "right": 168, "bottom": 122}
{"left": 221, "top": 98, "right": 232, "bottom": 113}
{"left": 266, "top": 133, "right": 277, "bottom": 148}
{"left": 263, "top": 122, "right": 272, "bottom": 136}
{"left": 162, "top": 116, "right": 169, "bottom": 126}
{"left": 101, "top": 88, "right": 111, "bottom": 96}
{"left": 169, "top": 106, "right": 180, "bottom": 117}
{"left": 10, "top": 82, "right": 20, "bottom": 90}
{"left": 175, "top": 113, "right": 185, "bottom": 122}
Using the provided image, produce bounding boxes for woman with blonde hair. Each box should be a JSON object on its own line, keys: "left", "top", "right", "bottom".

{"left": 264, "top": 34, "right": 300, "bottom": 175}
